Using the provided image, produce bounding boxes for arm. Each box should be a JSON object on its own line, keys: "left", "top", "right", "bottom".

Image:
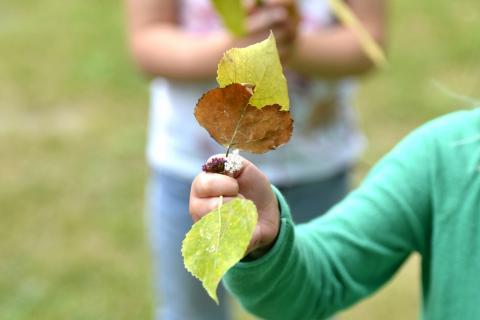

{"left": 125, "top": 0, "right": 295, "bottom": 80}
{"left": 125, "top": 0, "right": 231, "bottom": 80}
{"left": 289, "top": 0, "right": 387, "bottom": 77}
{"left": 191, "top": 123, "right": 434, "bottom": 319}
{"left": 222, "top": 127, "right": 433, "bottom": 319}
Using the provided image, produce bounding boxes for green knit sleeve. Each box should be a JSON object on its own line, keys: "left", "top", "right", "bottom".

{"left": 224, "top": 125, "right": 435, "bottom": 319}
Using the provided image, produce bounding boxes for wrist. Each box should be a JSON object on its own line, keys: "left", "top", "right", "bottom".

{"left": 243, "top": 230, "right": 279, "bottom": 261}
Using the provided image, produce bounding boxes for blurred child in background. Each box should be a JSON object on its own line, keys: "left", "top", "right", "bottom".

{"left": 126, "top": 0, "right": 385, "bottom": 319}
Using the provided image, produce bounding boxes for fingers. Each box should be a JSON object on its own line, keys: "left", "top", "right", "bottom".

{"left": 191, "top": 172, "right": 239, "bottom": 198}
{"left": 189, "top": 195, "right": 238, "bottom": 222}
{"left": 190, "top": 171, "right": 240, "bottom": 221}
{"left": 190, "top": 155, "right": 280, "bottom": 256}
{"left": 189, "top": 155, "right": 252, "bottom": 222}
{"left": 230, "top": 2, "right": 298, "bottom": 65}
{"left": 244, "top": 4, "right": 297, "bottom": 64}
{"left": 246, "top": 6, "right": 289, "bottom": 35}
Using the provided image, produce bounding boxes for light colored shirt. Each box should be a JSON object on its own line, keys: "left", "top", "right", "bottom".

{"left": 147, "top": 0, "right": 365, "bottom": 185}
{"left": 225, "top": 109, "right": 480, "bottom": 319}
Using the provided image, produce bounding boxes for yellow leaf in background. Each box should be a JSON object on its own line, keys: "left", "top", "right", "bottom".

{"left": 328, "top": 0, "right": 388, "bottom": 69}
{"left": 211, "top": 0, "right": 246, "bottom": 36}
{"left": 182, "top": 198, "right": 258, "bottom": 303}
{"left": 217, "top": 32, "right": 290, "bottom": 111}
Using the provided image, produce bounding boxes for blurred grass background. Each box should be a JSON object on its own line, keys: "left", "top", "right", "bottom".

{"left": 0, "top": 0, "right": 478, "bottom": 319}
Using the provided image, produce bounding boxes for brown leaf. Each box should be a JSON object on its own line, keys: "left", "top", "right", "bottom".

{"left": 195, "top": 83, "right": 293, "bottom": 154}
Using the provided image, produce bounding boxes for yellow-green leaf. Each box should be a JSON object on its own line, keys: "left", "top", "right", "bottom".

{"left": 182, "top": 198, "right": 258, "bottom": 303}
{"left": 217, "top": 32, "right": 290, "bottom": 110}
{"left": 211, "top": 0, "right": 246, "bottom": 36}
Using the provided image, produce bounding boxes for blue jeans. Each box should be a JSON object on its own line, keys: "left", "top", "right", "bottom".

{"left": 146, "top": 169, "right": 349, "bottom": 320}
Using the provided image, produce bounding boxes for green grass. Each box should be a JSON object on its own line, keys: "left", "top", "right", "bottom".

{"left": 0, "top": 0, "right": 478, "bottom": 319}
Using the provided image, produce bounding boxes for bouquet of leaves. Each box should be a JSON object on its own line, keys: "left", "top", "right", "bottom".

{"left": 181, "top": 0, "right": 388, "bottom": 303}
{"left": 181, "top": 32, "right": 293, "bottom": 303}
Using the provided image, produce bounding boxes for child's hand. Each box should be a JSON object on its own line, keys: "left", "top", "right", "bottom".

{"left": 190, "top": 155, "right": 280, "bottom": 258}
{"left": 233, "top": 1, "right": 298, "bottom": 64}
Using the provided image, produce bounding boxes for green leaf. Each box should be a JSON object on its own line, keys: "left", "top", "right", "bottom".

{"left": 182, "top": 198, "right": 258, "bottom": 303}
{"left": 211, "top": 0, "right": 246, "bottom": 36}
{"left": 217, "top": 32, "right": 290, "bottom": 110}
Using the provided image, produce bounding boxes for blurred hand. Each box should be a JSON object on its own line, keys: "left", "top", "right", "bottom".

{"left": 232, "top": 0, "right": 299, "bottom": 63}
{"left": 190, "top": 155, "right": 280, "bottom": 258}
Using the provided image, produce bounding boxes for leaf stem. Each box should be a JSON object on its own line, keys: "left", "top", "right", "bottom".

{"left": 215, "top": 196, "right": 223, "bottom": 252}
{"left": 226, "top": 103, "right": 249, "bottom": 157}
{"left": 225, "top": 146, "right": 232, "bottom": 158}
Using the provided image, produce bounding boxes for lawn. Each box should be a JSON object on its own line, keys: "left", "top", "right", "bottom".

{"left": 0, "top": 0, "right": 478, "bottom": 319}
